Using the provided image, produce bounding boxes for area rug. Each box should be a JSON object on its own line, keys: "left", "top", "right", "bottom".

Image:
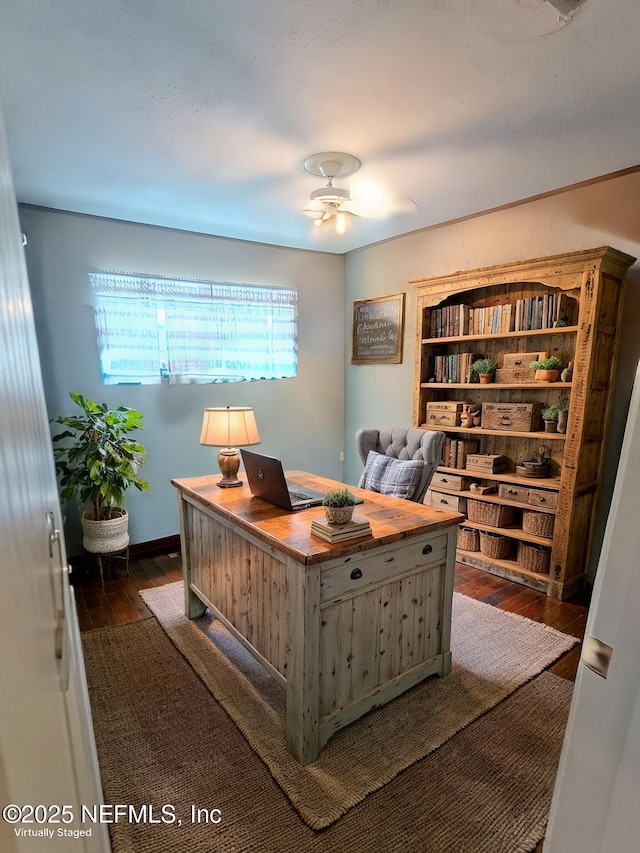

{"left": 83, "top": 616, "right": 574, "bottom": 853}
{"left": 133, "top": 581, "right": 577, "bottom": 830}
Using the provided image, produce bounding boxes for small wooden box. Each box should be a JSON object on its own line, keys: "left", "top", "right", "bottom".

{"left": 425, "top": 410, "right": 460, "bottom": 427}
{"left": 502, "top": 351, "right": 548, "bottom": 369}
{"left": 469, "top": 483, "right": 497, "bottom": 495}
{"left": 495, "top": 367, "right": 536, "bottom": 384}
{"left": 431, "top": 472, "right": 470, "bottom": 491}
{"left": 498, "top": 483, "right": 531, "bottom": 503}
{"left": 466, "top": 453, "right": 507, "bottom": 473}
{"left": 481, "top": 402, "right": 541, "bottom": 432}
{"left": 528, "top": 488, "right": 559, "bottom": 509}
{"left": 426, "top": 401, "right": 467, "bottom": 413}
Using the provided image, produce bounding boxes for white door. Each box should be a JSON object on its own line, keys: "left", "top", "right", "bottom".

{"left": 544, "top": 358, "right": 640, "bottom": 852}
{"left": 0, "top": 100, "right": 110, "bottom": 851}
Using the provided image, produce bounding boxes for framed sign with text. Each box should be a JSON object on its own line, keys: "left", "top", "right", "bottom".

{"left": 351, "top": 293, "right": 405, "bottom": 364}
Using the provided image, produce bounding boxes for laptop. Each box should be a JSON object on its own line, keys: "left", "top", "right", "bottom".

{"left": 241, "top": 448, "right": 361, "bottom": 511}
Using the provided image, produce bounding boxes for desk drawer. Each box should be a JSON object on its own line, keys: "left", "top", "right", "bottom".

{"left": 320, "top": 533, "right": 447, "bottom": 603}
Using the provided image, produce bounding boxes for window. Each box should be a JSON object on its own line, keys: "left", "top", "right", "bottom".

{"left": 89, "top": 272, "right": 298, "bottom": 385}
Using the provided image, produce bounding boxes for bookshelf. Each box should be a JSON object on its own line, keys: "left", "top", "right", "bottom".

{"left": 410, "top": 247, "right": 635, "bottom": 599}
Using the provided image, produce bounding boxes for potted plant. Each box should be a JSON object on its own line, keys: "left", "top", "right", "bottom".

{"left": 51, "top": 391, "right": 150, "bottom": 555}
{"left": 541, "top": 403, "right": 560, "bottom": 433}
{"left": 322, "top": 488, "right": 357, "bottom": 525}
{"left": 471, "top": 357, "right": 498, "bottom": 384}
{"left": 529, "top": 356, "right": 563, "bottom": 383}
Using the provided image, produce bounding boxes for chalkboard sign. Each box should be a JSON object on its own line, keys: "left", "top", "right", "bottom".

{"left": 351, "top": 293, "right": 405, "bottom": 364}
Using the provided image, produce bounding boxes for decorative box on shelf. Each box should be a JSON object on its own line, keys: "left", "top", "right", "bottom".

{"left": 495, "top": 367, "right": 536, "bottom": 384}
{"left": 427, "top": 401, "right": 468, "bottom": 412}
{"left": 466, "top": 453, "right": 508, "bottom": 473}
{"left": 481, "top": 402, "right": 541, "bottom": 432}
{"left": 502, "top": 351, "right": 548, "bottom": 368}
{"left": 425, "top": 409, "right": 461, "bottom": 427}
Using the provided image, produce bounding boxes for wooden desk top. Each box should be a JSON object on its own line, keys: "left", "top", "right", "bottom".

{"left": 172, "top": 471, "right": 464, "bottom": 565}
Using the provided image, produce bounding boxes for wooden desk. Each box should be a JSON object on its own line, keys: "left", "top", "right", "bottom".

{"left": 172, "top": 472, "right": 463, "bottom": 764}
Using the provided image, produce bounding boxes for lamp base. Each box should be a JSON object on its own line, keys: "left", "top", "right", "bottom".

{"left": 217, "top": 447, "right": 242, "bottom": 488}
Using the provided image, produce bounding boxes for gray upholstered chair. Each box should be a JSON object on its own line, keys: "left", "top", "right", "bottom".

{"left": 356, "top": 427, "right": 445, "bottom": 503}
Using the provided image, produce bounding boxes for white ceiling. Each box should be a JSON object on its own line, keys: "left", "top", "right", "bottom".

{"left": 0, "top": 0, "right": 638, "bottom": 254}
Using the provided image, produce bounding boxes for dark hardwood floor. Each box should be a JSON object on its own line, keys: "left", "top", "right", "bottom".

{"left": 72, "top": 547, "right": 590, "bottom": 681}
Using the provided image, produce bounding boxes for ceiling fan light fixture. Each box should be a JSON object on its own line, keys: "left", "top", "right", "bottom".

{"left": 309, "top": 182, "right": 350, "bottom": 205}
{"left": 303, "top": 152, "right": 361, "bottom": 236}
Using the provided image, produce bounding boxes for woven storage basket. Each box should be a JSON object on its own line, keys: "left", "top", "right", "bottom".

{"left": 467, "top": 499, "right": 516, "bottom": 528}
{"left": 479, "top": 530, "right": 513, "bottom": 560}
{"left": 81, "top": 508, "right": 129, "bottom": 554}
{"left": 522, "top": 509, "right": 555, "bottom": 539}
{"left": 457, "top": 526, "right": 479, "bottom": 552}
{"left": 518, "top": 541, "right": 551, "bottom": 574}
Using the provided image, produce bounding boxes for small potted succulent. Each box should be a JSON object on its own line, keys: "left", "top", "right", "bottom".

{"left": 541, "top": 403, "right": 560, "bottom": 433}
{"left": 322, "top": 488, "right": 357, "bottom": 525}
{"left": 530, "top": 356, "right": 563, "bottom": 383}
{"left": 471, "top": 357, "right": 498, "bottom": 384}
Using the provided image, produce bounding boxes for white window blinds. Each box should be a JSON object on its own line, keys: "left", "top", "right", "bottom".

{"left": 90, "top": 272, "right": 298, "bottom": 385}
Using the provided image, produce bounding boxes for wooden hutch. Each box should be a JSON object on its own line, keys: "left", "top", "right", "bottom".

{"left": 410, "top": 247, "right": 635, "bottom": 600}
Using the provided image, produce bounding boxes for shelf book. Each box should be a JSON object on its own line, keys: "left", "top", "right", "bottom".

{"left": 310, "top": 515, "right": 372, "bottom": 544}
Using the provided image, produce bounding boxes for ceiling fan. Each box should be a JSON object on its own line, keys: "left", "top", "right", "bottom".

{"left": 302, "top": 152, "right": 362, "bottom": 234}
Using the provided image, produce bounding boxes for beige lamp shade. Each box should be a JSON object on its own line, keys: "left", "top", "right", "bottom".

{"left": 200, "top": 407, "right": 260, "bottom": 487}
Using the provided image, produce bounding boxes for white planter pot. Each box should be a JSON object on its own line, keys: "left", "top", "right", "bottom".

{"left": 324, "top": 505, "right": 355, "bottom": 525}
{"left": 81, "top": 508, "right": 129, "bottom": 554}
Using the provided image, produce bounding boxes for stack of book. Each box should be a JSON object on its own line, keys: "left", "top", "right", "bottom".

{"left": 443, "top": 437, "right": 480, "bottom": 469}
{"left": 431, "top": 351, "right": 479, "bottom": 383}
{"left": 311, "top": 515, "right": 372, "bottom": 544}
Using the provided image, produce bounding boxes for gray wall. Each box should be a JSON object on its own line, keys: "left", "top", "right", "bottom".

{"left": 22, "top": 169, "right": 640, "bottom": 582}
{"left": 344, "top": 169, "right": 640, "bottom": 580}
{"left": 21, "top": 207, "right": 345, "bottom": 553}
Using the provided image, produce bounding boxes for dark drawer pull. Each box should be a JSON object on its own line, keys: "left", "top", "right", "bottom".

{"left": 350, "top": 568, "right": 363, "bottom": 580}
{"left": 422, "top": 544, "right": 433, "bottom": 555}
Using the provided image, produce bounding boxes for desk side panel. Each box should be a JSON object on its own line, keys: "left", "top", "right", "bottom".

{"left": 319, "top": 560, "right": 446, "bottom": 718}
{"left": 184, "top": 501, "right": 289, "bottom": 679}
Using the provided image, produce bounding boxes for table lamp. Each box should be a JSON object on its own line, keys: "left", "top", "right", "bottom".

{"left": 200, "top": 406, "right": 260, "bottom": 487}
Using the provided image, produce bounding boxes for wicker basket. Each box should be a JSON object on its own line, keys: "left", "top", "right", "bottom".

{"left": 518, "top": 541, "right": 551, "bottom": 574}
{"left": 522, "top": 509, "right": 555, "bottom": 539}
{"left": 479, "top": 531, "right": 513, "bottom": 559}
{"left": 467, "top": 499, "right": 516, "bottom": 528}
{"left": 81, "top": 508, "right": 129, "bottom": 554}
{"left": 457, "top": 526, "right": 479, "bottom": 552}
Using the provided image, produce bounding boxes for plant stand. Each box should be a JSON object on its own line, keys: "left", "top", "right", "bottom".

{"left": 87, "top": 545, "right": 130, "bottom": 586}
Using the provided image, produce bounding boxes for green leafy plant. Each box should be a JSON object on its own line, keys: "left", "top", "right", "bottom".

{"left": 557, "top": 397, "right": 570, "bottom": 411}
{"left": 542, "top": 403, "right": 560, "bottom": 421}
{"left": 529, "top": 356, "right": 563, "bottom": 371}
{"left": 322, "top": 488, "right": 357, "bottom": 508}
{"left": 471, "top": 357, "right": 498, "bottom": 375}
{"left": 51, "top": 391, "right": 149, "bottom": 520}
